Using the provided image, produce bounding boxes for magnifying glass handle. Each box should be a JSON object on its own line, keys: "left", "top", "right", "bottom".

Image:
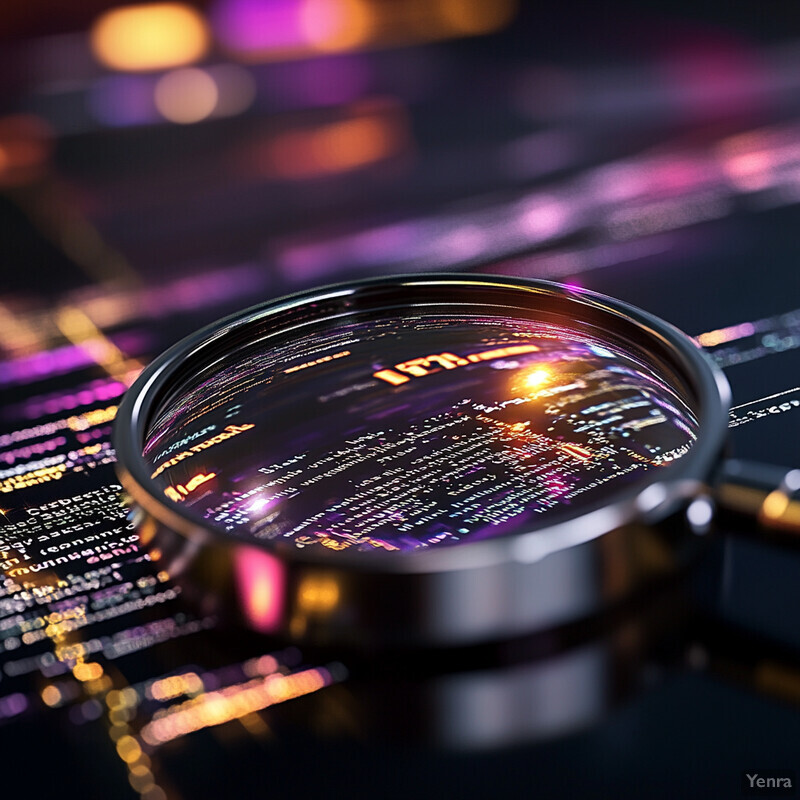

{"left": 716, "top": 459, "right": 800, "bottom": 540}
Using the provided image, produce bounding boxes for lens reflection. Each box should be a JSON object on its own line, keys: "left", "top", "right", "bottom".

{"left": 143, "top": 311, "right": 699, "bottom": 552}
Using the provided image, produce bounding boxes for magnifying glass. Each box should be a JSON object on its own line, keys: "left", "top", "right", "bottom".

{"left": 112, "top": 274, "right": 792, "bottom": 649}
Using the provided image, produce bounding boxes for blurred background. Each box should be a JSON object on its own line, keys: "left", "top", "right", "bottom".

{"left": 3, "top": 1, "right": 800, "bottom": 798}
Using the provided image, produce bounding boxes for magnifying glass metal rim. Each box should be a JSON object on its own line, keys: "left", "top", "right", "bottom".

{"left": 113, "top": 273, "right": 732, "bottom": 645}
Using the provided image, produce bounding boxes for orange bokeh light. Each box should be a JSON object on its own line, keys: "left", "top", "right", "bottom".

{"left": 301, "top": 0, "right": 374, "bottom": 52}
{"left": 266, "top": 107, "right": 405, "bottom": 179}
{"left": 437, "top": 0, "right": 517, "bottom": 35}
{"left": 0, "top": 114, "right": 53, "bottom": 187}
{"left": 91, "top": 3, "right": 210, "bottom": 72}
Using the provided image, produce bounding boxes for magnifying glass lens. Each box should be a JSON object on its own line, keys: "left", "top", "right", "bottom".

{"left": 141, "top": 301, "right": 700, "bottom": 553}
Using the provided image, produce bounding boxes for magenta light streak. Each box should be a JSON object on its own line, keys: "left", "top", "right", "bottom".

{"left": 0, "top": 344, "right": 94, "bottom": 388}
{"left": 517, "top": 196, "right": 570, "bottom": 241}
{"left": 430, "top": 225, "right": 488, "bottom": 262}
{"left": 140, "top": 263, "right": 268, "bottom": 316}
{"left": 279, "top": 221, "right": 425, "bottom": 280}
{"left": 279, "top": 242, "right": 337, "bottom": 279}
{"left": 76, "top": 427, "right": 112, "bottom": 444}
{"left": 212, "top": 0, "right": 307, "bottom": 52}
{"left": 0, "top": 436, "right": 67, "bottom": 464}
{"left": 347, "top": 222, "right": 419, "bottom": 263}
{"left": 23, "top": 378, "right": 127, "bottom": 420}
{"left": 0, "top": 333, "right": 147, "bottom": 389}
{"left": 262, "top": 56, "right": 370, "bottom": 107}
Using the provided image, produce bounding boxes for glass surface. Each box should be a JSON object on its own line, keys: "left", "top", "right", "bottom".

{"left": 142, "top": 310, "right": 699, "bottom": 552}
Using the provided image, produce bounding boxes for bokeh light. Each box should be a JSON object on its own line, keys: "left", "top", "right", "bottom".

{"left": 297, "top": 575, "right": 340, "bottom": 613}
{"left": 0, "top": 115, "right": 53, "bottom": 187}
{"left": 300, "top": 0, "right": 373, "bottom": 52}
{"left": 262, "top": 104, "right": 407, "bottom": 179}
{"left": 207, "top": 64, "right": 258, "bottom": 117}
{"left": 40, "top": 685, "right": 62, "bottom": 708}
{"left": 437, "top": 0, "right": 516, "bottom": 35}
{"left": 212, "top": 0, "right": 516, "bottom": 61}
{"left": 155, "top": 68, "right": 219, "bottom": 124}
{"left": 234, "top": 547, "right": 286, "bottom": 633}
{"left": 90, "top": 3, "right": 211, "bottom": 72}
{"left": 213, "top": 0, "right": 309, "bottom": 55}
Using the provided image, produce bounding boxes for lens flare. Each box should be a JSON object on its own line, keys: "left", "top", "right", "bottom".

{"left": 525, "top": 368, "right": 552, "bottom": 388}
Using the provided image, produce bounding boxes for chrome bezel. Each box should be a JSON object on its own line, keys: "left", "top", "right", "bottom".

{"left": 114, "top": 274, "right": 731, "bottom": 645}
